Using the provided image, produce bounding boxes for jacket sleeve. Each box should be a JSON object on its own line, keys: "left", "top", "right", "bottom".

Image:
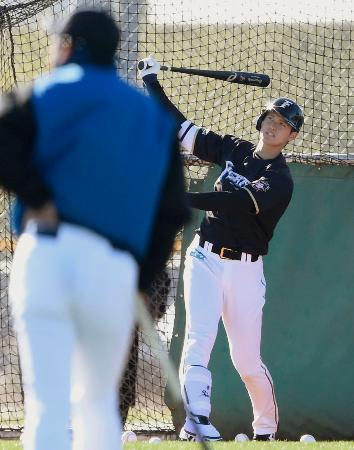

{"left": 138, "top": 138, "right": 191, "bottom": 291}
{"left": 187, "top": 189, "right": 254, "bottom": 214}
{"left": 0, "top": 89, "right": 51, "bottom": 208}
{"left": 192, "top": 128, "right": 227, "bottom": 166}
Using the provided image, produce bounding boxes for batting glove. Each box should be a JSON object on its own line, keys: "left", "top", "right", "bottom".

{"left": 137, "top": 55, "right": 160, "bottom": 79}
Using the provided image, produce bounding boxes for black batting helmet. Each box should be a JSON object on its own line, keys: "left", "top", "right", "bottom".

{"left": 256, "top": 97, "right": 304, "bottom": 132}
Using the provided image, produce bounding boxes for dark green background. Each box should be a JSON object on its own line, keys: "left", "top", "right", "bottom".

{"left": 166, "top": 163, "right": 354, "bottom": 440}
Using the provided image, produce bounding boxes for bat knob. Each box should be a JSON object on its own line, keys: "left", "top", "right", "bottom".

{"left": 137, "top": 60, "right": 146, "bottom": 70}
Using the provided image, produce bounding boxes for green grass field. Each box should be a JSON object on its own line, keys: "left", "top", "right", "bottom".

{"left": 1, "top": 441, "right": 354, "bottom": 450}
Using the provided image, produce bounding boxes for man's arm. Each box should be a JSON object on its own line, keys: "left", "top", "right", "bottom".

{"left": 138, "top": 138, "right": 190, "bottom": 291}
{"left": 138, "top": 56, "right": 225, "bottom": 166}
{"left": 187, "top": 190, "right": 254, "bottom": 214}
{"left": 188, "top": 170, "right": 293, "bottom": 215}
{"left": 0, "top": 89, "right": 51, "bottom": 208}
{"left": 141, "top": 73, "right": 188, "bottom": 126}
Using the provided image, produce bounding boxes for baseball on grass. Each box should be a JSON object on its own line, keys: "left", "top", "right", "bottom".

{"left": 234, "top": 433, "right": 250, "bottom": 442}
{"left": 121, "top": 430, "right": 137, "bottom": 443}
{"left": 149, "top": 436, "right": 162, "bottom": 444}
{"left": 300, "top": 434, "right": 316, "bottom": 443}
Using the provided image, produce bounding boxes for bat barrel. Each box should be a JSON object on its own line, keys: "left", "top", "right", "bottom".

{"left": 142, "top": 63, "right": 270, "bottom": 87}
{"left": 161, "top": 66, "right": 270, "bottom": 87}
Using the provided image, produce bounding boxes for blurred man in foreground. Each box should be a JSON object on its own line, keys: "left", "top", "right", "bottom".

{"left": 0, "top": 9, "right": 189, "bottom": 450}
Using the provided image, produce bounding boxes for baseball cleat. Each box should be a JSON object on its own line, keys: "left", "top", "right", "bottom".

{"left": 179, "top": 428, "right": 197, "bottom": 442}
{"left": 253, "top": 433, "right": 275, "bottom": 441}
{"left": 179, "top": 415, "right": 222, "bottom": 442}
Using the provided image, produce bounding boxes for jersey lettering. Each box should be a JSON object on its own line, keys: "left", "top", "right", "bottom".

{"left": 190, "top": 248, "right": 206, "bottom": 261}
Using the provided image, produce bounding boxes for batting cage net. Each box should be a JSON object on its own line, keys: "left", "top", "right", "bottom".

{"left": 0, "top": 0, "right": 353, "bottom": 437}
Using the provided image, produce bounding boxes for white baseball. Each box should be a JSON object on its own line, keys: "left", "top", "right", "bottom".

{"left": 234, "top": 433, "right": 250, "bottom": 442}
{"left": 149, "top": 436, "right": 162, "bottom": 444}
{"left": 300, "top": 434, "right": 316, "bottom": 443}
{"left": 121, "top": 430, "right": 137, "bottom": 443}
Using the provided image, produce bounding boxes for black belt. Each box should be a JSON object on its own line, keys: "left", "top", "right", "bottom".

{"left": 199, "top": 237, "right": 259, "bottom": 262}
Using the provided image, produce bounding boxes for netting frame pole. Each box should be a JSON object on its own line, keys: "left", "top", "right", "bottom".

{"left": 117, "top": 0, "right": 145, "bottom": 85}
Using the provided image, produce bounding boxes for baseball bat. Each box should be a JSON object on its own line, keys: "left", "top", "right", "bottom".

{"left": 137, "top": 60, "right": 270, "bottom": 87}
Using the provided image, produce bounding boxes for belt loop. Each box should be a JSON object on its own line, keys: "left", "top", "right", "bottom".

{"left": 202, "top": 241, "right": 212, "bottom": 253}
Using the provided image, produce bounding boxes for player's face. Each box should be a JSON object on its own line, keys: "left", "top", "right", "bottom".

{"left": 260, "top": 111, "right": 297, "bottom": 148}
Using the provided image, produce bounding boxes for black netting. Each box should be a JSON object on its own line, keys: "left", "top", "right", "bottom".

{"left": 0, "top": 0, "right": 353, "bottom": 437}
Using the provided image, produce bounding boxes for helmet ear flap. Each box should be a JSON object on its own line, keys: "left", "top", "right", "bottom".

{"left": 291, "top": 114, "right": 304, "bottom": 132}
{"left": 256, "top": 111, "right": 267, "bottom": 131}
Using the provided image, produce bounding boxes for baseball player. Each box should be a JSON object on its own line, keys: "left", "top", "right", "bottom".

{"left": 138, "top": 56, "right": 304, "bottom": 441}
{"left": 0, "top": 13, "right": 189, "bottom": 450}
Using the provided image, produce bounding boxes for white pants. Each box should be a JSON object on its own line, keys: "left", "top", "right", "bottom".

{"left": 9, "top": 223, "right": 137, "bottom": 450}
{"left": 181, "top": 235, "right": 278, "bottom": 435}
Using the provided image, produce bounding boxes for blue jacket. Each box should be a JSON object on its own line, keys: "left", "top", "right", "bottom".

{"left": 15, "top": 63, "right": 176, "bottom": 261}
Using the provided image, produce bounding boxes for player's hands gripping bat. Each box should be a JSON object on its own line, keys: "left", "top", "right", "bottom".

{"left": 137, "top": 55, "right": 160, "bottom": 77}
{"left": 138, "top": 55, "right": 270, "bottom": 87}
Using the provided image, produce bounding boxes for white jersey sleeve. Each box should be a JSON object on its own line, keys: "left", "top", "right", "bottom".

{"left": 178, "top": 120, "right": 201, "bottom": 152}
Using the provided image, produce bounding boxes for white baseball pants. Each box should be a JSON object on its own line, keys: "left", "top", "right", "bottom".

{"left": 181, "top": 235, "right": 278, "bottom": 435}
{"left": 9, "top": 223, "right": 137, "bottom": 450}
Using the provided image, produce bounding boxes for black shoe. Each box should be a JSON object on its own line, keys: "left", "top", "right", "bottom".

{"left": 253, "top": 433, "right": 275, "bottom": 441}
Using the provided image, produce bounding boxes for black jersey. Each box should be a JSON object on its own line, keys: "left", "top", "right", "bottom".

{"left": 188, "top": 128, "right": 293, "bottom": 255}
{"left": 141, "top": 74, "right": 293, "bottom": 256}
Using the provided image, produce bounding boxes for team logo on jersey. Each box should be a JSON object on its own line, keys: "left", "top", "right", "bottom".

{"left": 214, "top": 161, "right": 250, "bottom": 192}
{"left": 251, "top": 177, "right": 270, "bottom": 192}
